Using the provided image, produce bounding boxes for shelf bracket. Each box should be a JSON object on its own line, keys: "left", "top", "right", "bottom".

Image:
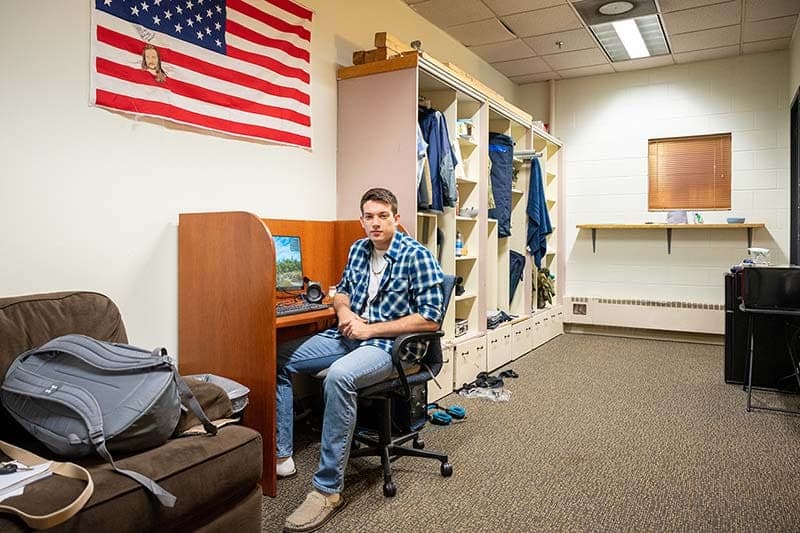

{"left": 591, "top": 228, "right": 596, "bottom": 253}
{"left": 666, "top": 228, "right": 672, "bottom": 254}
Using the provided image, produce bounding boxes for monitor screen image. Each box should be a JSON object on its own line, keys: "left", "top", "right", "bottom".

{"left": 274, "top": 235, "right": 304, "bottom": 290}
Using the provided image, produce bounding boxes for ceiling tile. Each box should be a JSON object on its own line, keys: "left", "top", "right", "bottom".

{"left": 660, "top": 0, "right": 738, "bottom": 12}
{"left": 482, "top": 0, "right": 566, "bottom": 17}
{"left": 500, "top": 5, "right": 583, "bottom": 38}
{"left": 743, "top": 15, "right": 798, "bottom": 42}
{"left": 673, "top": 45, "right": 740, "bottom": 63}
{"left": 491, "top": 56, "right": 552, "bottom": 77}
{"left": 745, "top": 0, "right": 800, "bottom": 22}
{"left": 509, "top": 71, "right": 561, "bottom": 84}
{"left": 557, "top": 64, "right": 616, "bottom": 78}
{"left": 409, "top": 0, "right": 494, "bottom": 28}
{"left": 470, "top": 39, "right": 537, "bottom": 63}
{"left": 741, "top": 37, "right": 792, "bottom": 53}
{"left": 446, "top": 18, "right": 517, "bottom": 46}
{"left": 663, "top": 1, "right": 741, "bottom": 34}
{"left": 612, "top": 55, "right": 675, "bottom": 71}
{"left": 524, "top": 28, "right": 597, "bottom": 55}
{"left": 670, "top": 25, "right": 742, "bottom": 53}
{"left": 542, "top": 47, "right": 609, "bottom": 70}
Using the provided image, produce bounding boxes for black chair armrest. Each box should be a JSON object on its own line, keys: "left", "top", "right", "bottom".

{"left": 390, "top": 330, "right": 444, "bottom": 400}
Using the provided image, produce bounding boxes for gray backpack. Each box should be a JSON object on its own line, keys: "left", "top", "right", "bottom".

{"left": 1, "top": 334, "right": 218, "bottom": 507}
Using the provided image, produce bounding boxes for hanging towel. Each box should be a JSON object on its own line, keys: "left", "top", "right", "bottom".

{"left": 526, "top": 157, "right": 552, "bottom": 268}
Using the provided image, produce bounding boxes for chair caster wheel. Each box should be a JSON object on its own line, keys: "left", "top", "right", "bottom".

{"left": 441, "top": 462, "right": 453, "bottom": 477}
{"left": 412, "top": 438, "right": 424, "bottom": 449}
{"left": 383, "top": 481, "right": 396, "bottom": 497}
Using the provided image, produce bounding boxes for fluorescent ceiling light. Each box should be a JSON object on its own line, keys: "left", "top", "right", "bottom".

{"left": 590, "top": 15, "right": 669, "bottom": 62}
{"left": 612, "top": 18, "right": 649, "bottom": 59}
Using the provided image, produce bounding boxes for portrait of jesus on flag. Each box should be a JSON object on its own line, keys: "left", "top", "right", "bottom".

{"left": 90, "top": 0, "right": 312, "bottom": 149}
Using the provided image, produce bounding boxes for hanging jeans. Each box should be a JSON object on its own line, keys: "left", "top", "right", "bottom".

{"left": 488, "top": 132, "right": 514, "bottom": 237}
{"left": 509, "top": 249, "right": 525, "bottom": 304}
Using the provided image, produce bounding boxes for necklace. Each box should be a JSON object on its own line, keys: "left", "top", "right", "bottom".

{"left": 370, "top": 250, "right": 387, "bottom": 275}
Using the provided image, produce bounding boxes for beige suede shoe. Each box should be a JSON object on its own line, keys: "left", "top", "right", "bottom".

{"left": 283, "top": 491, "right": 346, "bottom": 533}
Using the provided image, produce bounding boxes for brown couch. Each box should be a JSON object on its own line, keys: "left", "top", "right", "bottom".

{"left": 0, "top": 291, "right": 263, "bottom": 532}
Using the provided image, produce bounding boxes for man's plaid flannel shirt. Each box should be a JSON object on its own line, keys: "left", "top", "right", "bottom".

{"left": 320, "top": 231, "right": 444, "bottom": 356}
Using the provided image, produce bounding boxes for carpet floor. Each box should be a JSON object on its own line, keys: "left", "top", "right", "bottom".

{"left": 262, "top": 333, "right": 800, "bottom": 532}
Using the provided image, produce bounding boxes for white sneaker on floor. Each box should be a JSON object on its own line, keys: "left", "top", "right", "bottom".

{"left": 277, "top": 457, "right": 296, "bottom": 478}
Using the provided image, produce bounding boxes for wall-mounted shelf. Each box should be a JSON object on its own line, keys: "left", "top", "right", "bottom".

{"left": 576, "top": 223, "right": 766, "bottom": 254}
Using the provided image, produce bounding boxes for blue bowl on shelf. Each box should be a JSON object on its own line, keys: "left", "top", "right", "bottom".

{"left": 726, "top": 217, "right": 745, "bottom": 224}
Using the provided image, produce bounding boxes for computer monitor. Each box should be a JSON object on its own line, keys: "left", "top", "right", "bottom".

{"left": 274, "top": 235, "right": 304, "bottom": 291}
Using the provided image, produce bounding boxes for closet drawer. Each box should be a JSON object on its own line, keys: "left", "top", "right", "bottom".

{"left": 453, "top": 335, "right": 486, "bottom": 388}
{"left": 429, "top": 346, "right": 454, "bottom": 403}
{"left": 487, "top": 326, "right": 512, "bottom": 371}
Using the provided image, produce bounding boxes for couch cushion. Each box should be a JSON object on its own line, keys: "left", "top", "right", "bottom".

{"left": 0, "top": 291, "right": 127, "bottom": 376}
{"left": 0, "top": 425, "right": 262, "bottom": 532}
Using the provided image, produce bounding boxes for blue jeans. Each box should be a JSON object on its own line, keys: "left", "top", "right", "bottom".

{"left": 276, "top": 334, "right": 394, "bottom": 494}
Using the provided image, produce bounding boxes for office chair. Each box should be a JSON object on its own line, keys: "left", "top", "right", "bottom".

{"left": 350, "top": 273, "right": 456, "bottom": 497}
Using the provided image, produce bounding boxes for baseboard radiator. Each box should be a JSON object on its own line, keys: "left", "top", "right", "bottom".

{"left": 565, "top": 297, "right": 724, "bottom": 335}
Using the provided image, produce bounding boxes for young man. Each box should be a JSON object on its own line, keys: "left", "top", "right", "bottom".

{"left": 277, "top": 187, "right": 445, "bottom": 532}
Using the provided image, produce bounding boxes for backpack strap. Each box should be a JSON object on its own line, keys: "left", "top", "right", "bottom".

{"left": 0, "top": 441, "right": 93, "bottom": 530}
{"left": 34, "top": 335, "right": 168, "bottom": 372}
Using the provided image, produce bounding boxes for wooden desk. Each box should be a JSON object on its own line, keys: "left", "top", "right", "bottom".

{"left": 277, "top": 307, "right": 337, "bottom": 342}
{"left": 178, "top": 212, "right": 360, "bottom": 497}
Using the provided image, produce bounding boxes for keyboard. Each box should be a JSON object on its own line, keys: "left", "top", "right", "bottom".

{"left": 276, "top": 302, "right": 330, "bottom": 317}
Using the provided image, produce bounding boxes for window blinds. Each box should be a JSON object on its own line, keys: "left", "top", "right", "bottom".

{"left": 648, "top": 133, "right": 731, "bottom": 211}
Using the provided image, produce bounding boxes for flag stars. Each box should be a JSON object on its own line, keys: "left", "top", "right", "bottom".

{"left": 196, "top": 30, "right": 203, "bottom": 40}
{"left": 176, "top": 5, "right": 182, "bottom": 14}
{"left": 215, "top": 39, "right": 221, "bottom": 47}
{"left": 153, "top": 0, "right": 161, "bottom": 5}
{"left": 175, "top": 23, "right": 183, "bottom": 32}
{"left": 206, "top": 9, "right": 212, "bottom": 18}
{"left": 186, "top": 18, "right": 193, "bottom": 26}
{"left": 140, "top": 2, "right": 149, "bottom": 12}
{"left": 164, "top": 10, "right": 171, "bottom": 19}
{"left": 130, "top": 5, "right": 139, "bottom": 16}
{"left": 195, "top": 13, "right": 202, "bottom": 22}
{"left": 185, "top": 1, "right": 193, "bottom": 10}
{"left": 103, "top": 0, "right": 112, "bottom": 6}
{"left": 214, "top": 21, "right": 220, "bottom": 30}
{"left": 153, "top": 15, "right": 160, "bottom": 24}
{"left": 205, "top": 26, "right": 211, "bottom": 34}
{"left": 215, "top": 4, "right": 221, "bottom": 12}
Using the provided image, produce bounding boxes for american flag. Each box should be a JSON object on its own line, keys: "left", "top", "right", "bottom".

{"left": 91, "top": 0, "right": 312, "bottom": 148}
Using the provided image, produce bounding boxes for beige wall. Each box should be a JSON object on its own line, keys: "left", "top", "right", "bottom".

{"left": 555, "top": 51, "right": 789, "bottom": 306}
{"left": 0, "top": 0, "right": 512, "bottom": 354}
{"left": 791, "top": 21, "right": 800, "bottom": 104}
{"left": 515, "top": 81, "right": 551, "bottom": 125}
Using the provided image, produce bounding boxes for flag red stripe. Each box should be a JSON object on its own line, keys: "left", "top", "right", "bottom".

{"left": 226, "top": 19, "right": 309, "bottom": 62}
{"left": 97, "top": 25, "right": 310, "bottom": 105}
{"left": 96, "top": 57, "right": 310, "bottom": 127}
{"left": 226, "top": 44, "right": 309, "bottom": 84}
{"left": 96, "top": 89, "right": 311, "bottom": 147}
{"left": 227, "top": 0, "right": 310, "bottom": 41}
{"left": 264, "top": 0, "right": 313, "bottom": 22}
